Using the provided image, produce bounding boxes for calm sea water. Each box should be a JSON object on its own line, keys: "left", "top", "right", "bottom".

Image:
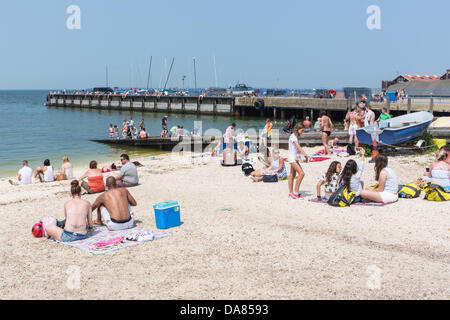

{"left": 0, "top": 90, "right": 272, "bottom": 178}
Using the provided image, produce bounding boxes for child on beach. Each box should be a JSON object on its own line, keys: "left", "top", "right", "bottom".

{"left": 316, "top": 161, "right": 342, "bottom": 200}
{"left": 288, "top": 123, "right": 309, "bottom": 199}
{"left": 338, "top": 148, "right": 365, "bottom": 203}
{"left": 360, "top": 155, "right": 399, "bottom": 203}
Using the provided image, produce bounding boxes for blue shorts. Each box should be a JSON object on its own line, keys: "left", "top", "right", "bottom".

{"left": 61, "top": 229, "right": 89, "bottom": 242}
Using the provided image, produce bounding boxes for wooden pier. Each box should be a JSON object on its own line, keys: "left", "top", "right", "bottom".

{"left": 47, "top": 94, "right": 450, "bottom": 119}
{"left": 91, "top": 128, "right": 449, "bottom": 151}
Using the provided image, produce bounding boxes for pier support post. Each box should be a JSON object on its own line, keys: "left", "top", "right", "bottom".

{"left": 280, "top": 109, "right": 285, "bottom": 119}
{"left": 167, "top": 98, "right": 171, "bottom": 113}
{"left": 429, "top": 97, "right": 434, "bottom": 114}
{"left": 182, "top": 99, "right": 186, "bottom": 114}
{"left": 241, "top": 107, "right": 246, "bottom": 117}
{"left": 310, "top": 109, "right": 314, "bottom": 121}
{"left": 213, "top": 99, "right": 217, "bottom": 115}
{"left": 302, "top": 109, "right": 307, "bottom": 119}
{"left": 273, "top": 108, "right": 277, "bottom": 119}
{"left": 386, "top": 98, "right": 391, "bottom": 114}
{"left": 407, "top": 98, "right": 411, "bottom": 114}
{"left": 197, "top": 100, "right": 200, "bottom": 114}
{"left": 154, "top": 98, "right": 158, "bottom": 113}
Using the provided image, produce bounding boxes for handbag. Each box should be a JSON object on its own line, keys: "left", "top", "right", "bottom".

{"left": 262, "top": 174, "right": 278, "bottom": 183}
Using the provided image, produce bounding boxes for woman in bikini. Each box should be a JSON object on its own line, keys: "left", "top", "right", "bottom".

{"left": 319, "top": 110, "right": 333, "bottom": 156}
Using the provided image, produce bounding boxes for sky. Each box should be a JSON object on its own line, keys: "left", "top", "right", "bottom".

{"left": 0, "top": 0, "right": 448, "bottom": 90}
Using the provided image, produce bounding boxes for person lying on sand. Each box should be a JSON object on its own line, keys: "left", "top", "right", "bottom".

{"left": 44, "top": 180, "right": 93, "bottom": 242}
{"left": 91, "top": 176, "right": 137, "bottom": 231}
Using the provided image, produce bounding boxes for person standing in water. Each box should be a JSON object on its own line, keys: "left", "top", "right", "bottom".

{"left": 319, "top": 110, "right": 333, "bottom": 155}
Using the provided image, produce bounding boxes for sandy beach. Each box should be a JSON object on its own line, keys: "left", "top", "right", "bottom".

{"left": 0, "top": 148, "right": 448, "bottom": 300}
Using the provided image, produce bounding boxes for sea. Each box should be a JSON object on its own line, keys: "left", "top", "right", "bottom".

{"left": 0, "top": 90, "right": 273, "bottom": 178}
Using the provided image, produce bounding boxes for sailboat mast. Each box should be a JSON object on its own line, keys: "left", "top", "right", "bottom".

{"left": 146, "top": 56, "right": 153, "bottom": 89}
{"left": 163, "top": 58, "right": 175, "bottom": 90}
{"left": 193, "top": 57, "right": 197, "bottom": 89}
{"left": 213, "top": 56, "right": 218, "bottom": 88}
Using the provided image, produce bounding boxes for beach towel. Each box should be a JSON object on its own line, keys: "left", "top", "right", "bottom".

{"left": 50, "top": 226, "right": 171, "bottom": 255}
{"left": 309, "top": 198, "right": 397, "bottom": 207}
{"left": 309, "top": 157, "right": 330, "bottom": 163}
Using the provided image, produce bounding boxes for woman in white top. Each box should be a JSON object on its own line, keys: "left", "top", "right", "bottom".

{"left": 360, "top": 155, "right": 399, "bottom": 203}
{"left": 423, "top": 146, "right": 450, "bottom": 188}
{"left": 34, "top": 159, "right": 55, "bottom": 183}
{"left": 288, "top": 123, "right": 309, "bottom": 199}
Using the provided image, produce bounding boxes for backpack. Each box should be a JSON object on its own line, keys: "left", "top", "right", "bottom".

{"left": 241, "top": 162, "right": 255, "bottom": 176}
{"left": 398, "top": 184, "right": 421, "bottom": 199}
{"left": 347, "top": 144, "right": 356, "bottom": 156}
{"left": 422, "top": 183, "right": 450, "bottom": 201}
{"left": 327, "top": 185, "right": 356, "bottom": 207}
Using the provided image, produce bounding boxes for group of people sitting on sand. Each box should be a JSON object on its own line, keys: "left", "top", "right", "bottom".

{"left": 9, "top": 157, "right": 74, "bottom": 185}
{"left": 29, "top": 154, "right": 140, "bottom": 243}
{"left": 9, "top": 153, "right": 140, "bottom": 190}
{"left": 44, "top": 175, "right": 137, "bottom": 242}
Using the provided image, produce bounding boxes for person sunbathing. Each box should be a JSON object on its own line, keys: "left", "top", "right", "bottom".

{"left": 422, "top": 146, "right": 450, "bottom": 188}
{"left": 251, "top": 149, "right": 287, "bottom": 182}
{"left": 44, "top": 180, "right": 93, "bottom": 242}
{"left": 79, "top": 160, "right": 105, "bottom": 194}
{"left": 91, "top": 176, "right": 137, "bottom": 231}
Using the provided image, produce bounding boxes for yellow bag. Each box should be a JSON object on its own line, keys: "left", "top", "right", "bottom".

{"left": 423, "top": 183, "right": 450, "bottom": 201}
{"left": 433, "top": 138, "right": 447, "bottom": 150}
{"left": 398, "top": 184, "right": 421, "bottom": 199}
{"left": 327, "top": 185, "right": 356, "bottom": 207}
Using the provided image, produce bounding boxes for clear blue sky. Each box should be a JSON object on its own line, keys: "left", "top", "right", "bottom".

{"left": 0, "top": 0, "right": 448, "bottom": 90}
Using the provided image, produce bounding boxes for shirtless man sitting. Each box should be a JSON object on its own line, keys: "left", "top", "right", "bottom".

{"left": 91, "top": 176, "right": 137, "bottom": 231}
{"left": 44, "top": 180, "right": 93, "bottom": 242}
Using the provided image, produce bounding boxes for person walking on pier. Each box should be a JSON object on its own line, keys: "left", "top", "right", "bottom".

{"left": 161, "top": 115, "right": 169, "bottom": 137}
{"left": 109, "top": 124, "right": 114, "bottom": 139}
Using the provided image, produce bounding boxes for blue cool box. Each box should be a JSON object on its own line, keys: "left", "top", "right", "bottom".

{"left": 153, "top": 201, "right": 181, "bottom": 229}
